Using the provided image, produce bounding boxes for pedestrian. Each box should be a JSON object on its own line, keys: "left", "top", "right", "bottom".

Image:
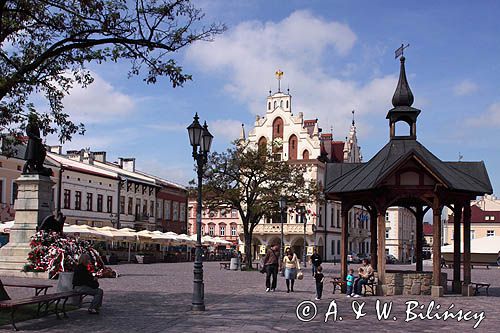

{"left": 346, "top": 268, "right": 355, "bottom": 297}
{"left": 262, "top": 243, "right": 280, "bottom": 292}
{"left": 310, "top": 248, "right": 322, "bottom": 276}
{"left": 73, "top": 253, "right": 104, "bottom": 314}
{"left": 237, "top": 251, "right": 242, "bottom": 270}
{"left": 314, "top": 265, "right": 325, "bottom": 300}
{"left": 352, "top": 259, "right": 373, "bottom": 297}
{"left": 283, "top": 247, "right": 301, "bottom": 293}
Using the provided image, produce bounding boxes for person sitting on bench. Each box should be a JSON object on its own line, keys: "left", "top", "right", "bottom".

{"left": 73, "top": 253, "right": 104, "bottom": 314}
{"left": 352, "top": 259, "right": 373, "bottom": 297}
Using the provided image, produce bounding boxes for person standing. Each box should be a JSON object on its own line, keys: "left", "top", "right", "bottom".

{"left": 310, "top": 248, "right": 322, "bottom": 276}
{"left": 314, "top": 265, "right": 325, "bottom": 300}
{"left": 262, "top": 244, "right": 280, "bottom": 292}
{"left": 283, "top": 247, "right": 301, "bottom": 293}
{"left": 73, "top": 253, "right": 104, "bottom": 314}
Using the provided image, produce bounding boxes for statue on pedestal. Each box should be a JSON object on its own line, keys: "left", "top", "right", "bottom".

{"left": 38, "top": 211, "right": 66, "bottom": 234}
{"left": 22, "top": 113, "right": 52, "bottom": 177}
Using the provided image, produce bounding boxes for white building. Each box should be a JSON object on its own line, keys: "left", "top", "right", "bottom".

{"left": 385, "top": 207, "right": 416, "bottom": 262}
{"left": 241, "top": 84, "right": 369, "bottom": 262}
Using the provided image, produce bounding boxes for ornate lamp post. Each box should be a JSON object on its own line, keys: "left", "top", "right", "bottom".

{"left": 298, "top": 206, "right": 307, "bottom": 268}
{"left": 187, "top": 113, "right": 213, "bottom": 312}
{"left": 278, "top": 197, "right": 287, "bottom": 261}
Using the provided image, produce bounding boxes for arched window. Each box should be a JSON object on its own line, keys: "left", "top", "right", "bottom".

{"left": 258, "top": 136, "right": 267, "bottom": 151}
{"left": 274, "top": 101, "right": 277, "bottom": 109}
{"left": 288, "top": 134, "right": 297, "bottom": 160}
{"left": 280, "top": 100, "right": 283, "bottom": 107}
{"left": 272, "top": 117, "right": 284, "bottom": 140}
{"left": 268, "top": 101, "right": 271, "bottom": 110}
{"left": 302, "top": 149, "right": 310, "bottom": 160}
{"left": 286, "top": 100, "right": 289, "bottom": 109}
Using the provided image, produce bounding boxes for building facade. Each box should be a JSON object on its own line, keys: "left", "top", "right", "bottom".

{"left": 385, "top": 207, "right": 417, "bottom": 262}
{"left": 240, "top": 86, "right": 370, "bottom": 261}
{"left": 446, "top": 195, "right": 500, "bottom": 244}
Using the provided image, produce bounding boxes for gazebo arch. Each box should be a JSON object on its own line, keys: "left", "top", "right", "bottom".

{"left": 325, "top": 56, "right": 492, "bottom": 297}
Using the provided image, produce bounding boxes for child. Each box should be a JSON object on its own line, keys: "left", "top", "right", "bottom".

{"left": 314, "top": 265, "right": 325, "bottom": 300}
{"left": 346, "top": 268, "right": 354, "bottom": 297}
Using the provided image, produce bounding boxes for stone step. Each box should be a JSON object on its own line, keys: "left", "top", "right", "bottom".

{"left": 0, "top": 255, "right": 30, "bottom": 263}
{"left": 0, "top": 261, "right": 28, "bottom": 270}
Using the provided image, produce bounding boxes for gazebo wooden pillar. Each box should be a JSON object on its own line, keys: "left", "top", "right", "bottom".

{"left": 432, "top": 198, "right": 443, "bottom": 296}
{"left": 414, "top": 205, "right": 426, "bottom": 272}
{"left": 369, "top": 208, "right": 378, "bottom": 270}
{"left": 452, "top": 204, "right": 463, "bottom": 293}
{"left": 376, "top": 209, "right": 386, "bottom": 293}
{"left": 340, "top": 207, "right": 349, "bottom": 282}
{"left": 463, "top": 202, "right": 472, "bottom": 294}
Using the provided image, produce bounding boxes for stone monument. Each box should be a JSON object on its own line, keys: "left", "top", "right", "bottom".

{"left": 0, "top": 114, "right": 54, "bottom": 278}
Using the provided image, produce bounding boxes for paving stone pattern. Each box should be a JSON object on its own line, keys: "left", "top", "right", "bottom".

{"left": 1, "top": 262, "right": 499, "bottom": 332}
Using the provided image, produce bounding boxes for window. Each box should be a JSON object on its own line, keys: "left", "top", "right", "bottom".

{"left": 209, "top": 225, "right": 215, "bottom": 236}
{"left": 485, "top": 216, "right": 490, "bottom": 221}
{"left": 135, "top": 198, "right": 141, "bottom": 217}
{"left": 11, "top": 182, "right": 18, "bottom": 205}
{"left": 75, "top": 191, "right": 82, "bottom": 210}
{"left": 0, "top": 179, "right": 4, "bottom": 203}
{"left": 337, "top": 240, "right": 340, "bottom": 255}
{"left": 385, "top": 229, "right": 389, "bottom": 239}
{"left": 274, "top": 101, "right": 277, "bottom": 108}
{"left": 331, "top": 240, "right": 335, "bottom": 255}
{"left": 330, "top": 208, "right": 334, "bottom": 227}
{"left": 107, "top": 195, "right": 113, "bottom": 213}
{"left": 220, "top": 225, "right": 225, "bottom": 236}
{"left": 127, "top": 197, "right": 133, "bottom": 215}
{"left": 319, "top": 207, "right": 323, "bottom": 227}
{"left": 86, "top": 193, "right": 93, "bottom": 211}
{"left": 143, "top": 200, "right": 148, "bottom": 216}
{"left": 156, "top": 202, "right": 161, "bottom": 220}
{"left": 385, "top": 211, "right": 389, "bottom": 221}
{"left": 487, "top": 230, "right": 495, "bottom": 237}
{"left": 63, "top": 189, "right": 71, "bottom": 209}
{"left": 165, "top": 200, "right": 171, "bottom": 220}
{"left": 491, "top": 216, "right": 496, "bottom": 221}
{"left": 150, "top": 201, "right": 155, "bottom": 218}
{"left": 336, "top": 210, "right": 340, "bottom": 228}
{"left": 173, "top": 202, "right": 179, "bottom": 221}
{"left": 231, "top": 225, "right": 237, "bottom": 236}
{"left": 97, "top": 194, "right": 103, "bottom": 212}
{"left": 231, "top": 209, "right": 238, "bottom": 218}
{"left": 268, "top": 101, "right": 271, "bottom": 110}
{"left": 286, "top": 100, "right": 289, "bottom": 108}
{"left": 120, "top": 196, "right": 125, "bottom": 214}
{"left": 221, "top": 209, "right": 227, "bottom": 217}
{"left": 180, "top": 203, "right": 186, "bottom": 222}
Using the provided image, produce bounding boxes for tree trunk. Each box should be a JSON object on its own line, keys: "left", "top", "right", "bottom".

{"left": 244, "top": 232, "right": 253, "bottom": 269}
{"left": 0, "top": 279, "right": 10, "bottom": 301}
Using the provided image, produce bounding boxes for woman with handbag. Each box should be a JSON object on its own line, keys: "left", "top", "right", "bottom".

{"left": 283, "top": 247, "right": 301, "bottom": 293}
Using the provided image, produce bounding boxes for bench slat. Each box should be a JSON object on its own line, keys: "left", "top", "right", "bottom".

{"left": 0, "top": 292, "right": 80, "bottom": 308}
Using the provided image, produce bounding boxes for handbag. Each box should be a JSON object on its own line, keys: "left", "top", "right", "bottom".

{"left": 297, "top": 270, "right": 304, "bottom": 280}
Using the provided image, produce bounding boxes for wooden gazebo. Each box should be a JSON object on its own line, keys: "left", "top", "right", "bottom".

{"left": 325, "top": 56, "right": 492, "bottom": 296}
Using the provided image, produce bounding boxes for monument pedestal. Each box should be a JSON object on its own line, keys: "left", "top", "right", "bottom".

{"left": 0, "top": 174, "right": 54, "bottom": 278}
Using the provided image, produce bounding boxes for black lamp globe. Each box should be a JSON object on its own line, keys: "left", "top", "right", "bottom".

{"left": 187, "top": 113, "right": 203, "bottom": 147}
{"left": 278, "top": 196, "right": 287, "bottom": 210}
{"left": 201, "top": 121, "right": 213, "bottom": 153}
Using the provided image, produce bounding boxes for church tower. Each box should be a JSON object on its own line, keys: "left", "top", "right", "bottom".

{"left": 343, "top": 110, "right": 362, "bottom": 163}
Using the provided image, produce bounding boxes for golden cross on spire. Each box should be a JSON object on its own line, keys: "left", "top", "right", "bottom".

{"left": 275, "top": 69, "right": 284, "bottom": 92}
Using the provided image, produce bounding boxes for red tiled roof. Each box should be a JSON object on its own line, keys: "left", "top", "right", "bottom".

{"left": 423, "top": 223, "right": 433, "bottom": 236}
{"left": 449, "top": 205, "right": 500, "bottom": 223}
{"left": 330, "top": 142, "right": 344, "bottom": 162}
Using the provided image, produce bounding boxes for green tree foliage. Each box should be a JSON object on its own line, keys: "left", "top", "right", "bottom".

{"left": 0, "top": 0, "right": 225, "bottom": 146}
{"left": 201, "top": 142, "right": 320, "bottom": 267}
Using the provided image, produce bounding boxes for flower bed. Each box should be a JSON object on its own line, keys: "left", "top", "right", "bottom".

{"left": 23, "top": 231, "right": 104, "bottom": 279}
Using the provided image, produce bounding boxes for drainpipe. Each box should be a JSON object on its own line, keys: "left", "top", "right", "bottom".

{"left": 116, "top": 177, "right": 122, "bottom": 229}
{"left": 57, "top": 166, "right": 64, "bottom": 212}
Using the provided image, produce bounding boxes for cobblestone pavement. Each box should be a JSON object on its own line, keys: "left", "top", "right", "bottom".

{"left": 1, "top": 262, "right": 499, "bottom": 332}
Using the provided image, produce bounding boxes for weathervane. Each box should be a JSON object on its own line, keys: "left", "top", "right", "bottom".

{"left": 395, "top": 43, "right": 410, "bottom": 59}
{"left": 458, "top": 152, "right": 463, "bottom": 162}
{"left": 352, "top": 110, "right": 355, "bottom": 126}
{"left": 275, "top": 69, "right": 284, "bottom": 92}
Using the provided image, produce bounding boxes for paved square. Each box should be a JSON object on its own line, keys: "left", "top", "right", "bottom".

{"left": 1, "top": 262, "right": 499, "bottom": 332}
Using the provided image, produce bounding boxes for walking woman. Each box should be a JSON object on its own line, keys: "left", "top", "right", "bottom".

{"left": 283, "top": 248, "right": 300, "bottom": 293}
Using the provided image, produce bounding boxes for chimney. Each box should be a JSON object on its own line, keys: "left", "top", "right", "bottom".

{"left": 67, "top": 149, "right": 83, "bottom": 162}
{"left": 119, "top": 157, "right": 136, "bottom": 172}
{"left": 82, "top": 148, "right": 94, "bottom": 165}
{"left": 93, "top": 151, "right": 107, "bottom": 163}
{"left": 48, "top": 145, "right": 62, "bottom": 154}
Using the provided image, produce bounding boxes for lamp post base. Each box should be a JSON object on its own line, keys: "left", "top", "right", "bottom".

{"left": 191, "top": 304, "right": 206, "bottom": 311}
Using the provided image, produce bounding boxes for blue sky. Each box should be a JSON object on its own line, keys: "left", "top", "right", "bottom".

{"left": 48, "top": 0, "right": 500, "bottom": 193}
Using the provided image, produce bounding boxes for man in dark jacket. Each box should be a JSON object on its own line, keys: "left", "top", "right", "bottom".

{"left": 310, "top": 249, "right": 322, "bottom": 276}
{"left": 73, "top": 253, "right": 103, "bottom": 314}
{"left": 262, "top": 244, "right": 280, "bottom": 292}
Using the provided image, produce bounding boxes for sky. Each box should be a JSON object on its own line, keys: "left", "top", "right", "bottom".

{"left": 47, "top": 0, "right": 500, "bottom": 193}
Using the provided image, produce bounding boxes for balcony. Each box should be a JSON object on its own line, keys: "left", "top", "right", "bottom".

{"left": 243, "top": 223, "right": 314, "bottom": 235}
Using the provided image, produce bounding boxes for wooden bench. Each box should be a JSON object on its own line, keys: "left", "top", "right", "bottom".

{"left": 363, "top": 276, "right": 377, "bottom": 296}
{"left": 0, "top": 291, "right": 82, "bottom": 331}
{"left": 3, "top": 283, "right": 52, "bottom": 296}
{"left": 219, "top": 262, "right": 231, "bottom": 270}
{"left": 447, "top": 279, "right": 491, "bottom": 296}
{"left": 330, "top": 278, "right": 345, "bottom": 294}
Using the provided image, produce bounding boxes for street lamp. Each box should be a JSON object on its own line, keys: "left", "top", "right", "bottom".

{"left": 187, "top": 113, "right": 213, "bottom": 312}
{"left": 298, "top": 206, "right": 307, "bottom": 268}
{"left": 278, "top": 197, "right": 287, "bottom": 261}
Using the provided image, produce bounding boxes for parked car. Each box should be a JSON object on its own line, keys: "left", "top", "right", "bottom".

{"left": 357, "top": 253, "right": 371, "bottom": 262}
{"left": 386, "top": 254, "right": 397, "bottom": 264}
{"left": 347, "top": 252, "right": 361, "bottom": 263}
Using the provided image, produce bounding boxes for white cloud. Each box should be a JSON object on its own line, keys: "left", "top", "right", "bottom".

{"left": 453, "top": 80, "right": 478, "bottom": 96}
{"left": 62, "top": 72, "right": 135, "bottom": 123}
{"left": 185, "top": 10, "right": 397, "bottom": 138}
{"left": 466, "top": 102, "right": 500, "bottom": 127}
{"left": 136, "top": 159, "right": 192, "bottom": 186}
{"left": 209, "top": 119, "right": 245, "bottom": 143}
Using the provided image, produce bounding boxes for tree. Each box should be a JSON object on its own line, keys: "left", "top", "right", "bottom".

{"left": 0, "top": 0, "right": 225, "bottom": 147}
{"left": 202, "top": 142, "right": 320, "bottom": 268}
